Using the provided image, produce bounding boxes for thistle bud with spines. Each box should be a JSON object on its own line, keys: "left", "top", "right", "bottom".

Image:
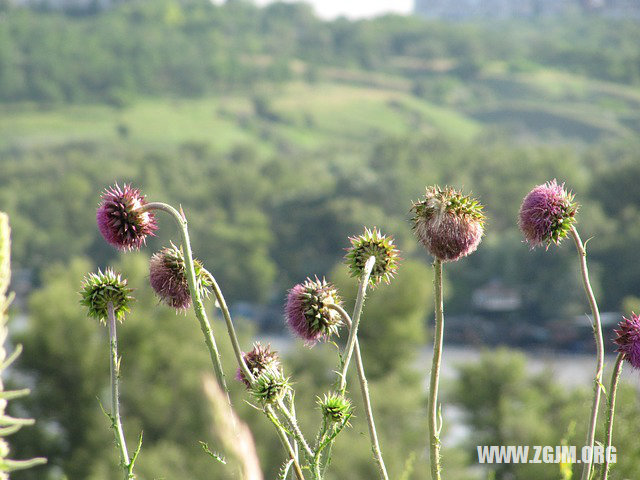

{"left": 80, "top": 269, "right": 133, "bottom": 323}
{"left": 345, "top": 227, "right": 400, "bottom": 287}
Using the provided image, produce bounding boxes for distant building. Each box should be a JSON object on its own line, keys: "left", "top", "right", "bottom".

{"left": 414, "top": 0, "right": 640, "bottom": 19}
{"left": 472, "top": 280, "right": 522, "bottom": 312}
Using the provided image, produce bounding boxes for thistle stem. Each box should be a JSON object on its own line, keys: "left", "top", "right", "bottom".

{"left": 277, "top": 399, "right": 314, "bottom": 462}
{"left": 143, "top": 203, "right": 230, "bottom": 395}
{"left": 602, "top": 353, "right": 624, "bottom": 480}
{"left": 328, "top": 303, "right": 389, "bottom": 480}
{"left": 107, "top": 302, "right": 132, "bottom": 479}
{"left": 339, "top": 255, "right": 375, "bottom": 394}
{"left": 571, "top": 227, "right": 605, "bottom": 480}
{"left": 204, "top": 269, "right": 254, "bottom": 384}
{"left": 428, "top": 258, "right": 444, "bottom": 480}
{"left": 266, "top": 406, "right": 306, "bottom": 480}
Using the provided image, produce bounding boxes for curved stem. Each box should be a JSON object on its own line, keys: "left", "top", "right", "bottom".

{"left": 277, "top": 399, "right": 314, "bottom": 462}
{"left": 571, "top": 227, "right": 605, "bottom": 480}
{"left": 143, "top": 203, "right": 230, "bottom": 395}
{"left": 428, "top": 259, "right": 444, "bottom": 480}
{"left": 339, "top": 255, "right": 375, "bottom": 394}
{"left": 203, "top": 269, "right": 254, "bottom": 384}
{"left": 107, "top": 302, "right": 132, "bottom": 479}
{"left": 328, "top": 303, "right": 389, "bottom": 480}
{"left": 602, "top": 353, "right": 624, "bottom": 480}
{"left": 266, "top": 406, "right": 306, "bottom": 480}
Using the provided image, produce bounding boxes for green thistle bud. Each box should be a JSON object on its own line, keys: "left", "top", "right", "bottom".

{"left": 345, "top": 227, "right": 400, "bottom": 287}
{"left": 79, "top": 269, "right": 133, "bottom": 324}
{"left": 250, "top": 368, "right": 290, "bottom": 405}
{"left": 318, "top": 392, "right": 352, "bottom": 424}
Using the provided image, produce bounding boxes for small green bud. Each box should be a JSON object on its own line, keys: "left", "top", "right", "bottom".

{"left": 79, "top": 269, "right": 133, "bottom": 324}
{"left": 250, "top": 368, "right": 290, "bottom": 405}
{"left": 318, "top": 392, "right": 352, "bottom": 424}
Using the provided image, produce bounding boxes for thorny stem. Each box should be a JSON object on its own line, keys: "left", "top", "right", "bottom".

{"left": 266, "top": 406, "right": 306, "bottom": 480}
{"left": 203, "top": 269, "right": 254, "bottom": 384}
{"left": 142, "top": 203, "right": 231, "bottom": 395}
{"left": 107, "top": 302, "right": 132, "bottom": 480}
{"left": 602, "top": 353, "right": 624, "bottom": 480}
{"left": 328, "top": 303, "right": 389, "bottom": 480}
{"left": 571, "top": 226, "right": 605, "bottom": 480}
{"left": 339, "top": 255, "right": 375, "bottom": 394}
{"left": 428, "top": 259, "right": 444, "bottom": 480}
{"left": 277, "top": 399, "right": 314, "bottom": 462}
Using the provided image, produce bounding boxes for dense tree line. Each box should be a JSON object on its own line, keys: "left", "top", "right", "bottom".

{"left": 1, "top": 0, "right": 640, "bottom": 104}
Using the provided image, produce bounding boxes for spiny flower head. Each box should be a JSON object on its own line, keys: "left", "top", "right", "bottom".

{"left": 345, "top": 227, "right": 400, "bottom": 287}
{"left": 614, "top": 313, "right": 640, "bottom": 369}
{"left": 149, "top": 243, "right": 211, "bottom": 311}
{"left": 80, "top": 269, "right": 133, "bottom": 323}
{"left": 96, "top": 183, "right": 157, "bottom": 251}
{"left": 318, "top": 392, "right": 352, "bottom": 424}
{"left": 411, "top": 186, "right": 485, "bottom": 262}
{"left": 250, "top": 368, "right": 290, "bottom": 405}
{"left": 519, "top": 180, "right": 578, "bottom": 249}
{"left": 285, "top": 277, "right": 341, "bottom": 345}
{"left": 236, "top": 342, "right": 281, "bottom": 388}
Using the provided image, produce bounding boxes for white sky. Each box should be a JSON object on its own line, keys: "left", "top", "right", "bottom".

{"left": 252, "top": 0, "right": 415, "bottom": 19}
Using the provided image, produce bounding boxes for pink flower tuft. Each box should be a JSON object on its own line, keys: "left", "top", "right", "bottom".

{"left": 614, "top": 313, "right": 640, "bottom": 369}
{"left": 97, "top": 183, "right": 157, "bottom": 251}
{"left": 411, "top": 186, "right": 485, "bottom": 262}
{"left": 519, "top": 180, "right": 577, "bottom": 249}
{"left": 285, "top": 277, "right": 341, "bottom": 345}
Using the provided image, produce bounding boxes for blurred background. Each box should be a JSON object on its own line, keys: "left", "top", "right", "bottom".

{"left": 1, "top": 0, "right": 640, "bottom": 478}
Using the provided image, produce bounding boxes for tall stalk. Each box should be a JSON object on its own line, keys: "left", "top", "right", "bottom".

{"left": 571, "top": 227, "right": 605, "bottom": 480}
{"left": 107, "top": 302, "right": 133, "bottom": 480}
{"left": 142, "top": 203, "right": 230, "bottom": 394}
{"left": 428, "top": 259, "right": 444, "bottom": 480}
{"left": 602, "top": 353, "right": 623, "bottom": 480}
{"left": 339, "top": 256, "right": 375, "bottom": 393}
{"left": 329, "top": 303, "right": 389, "bottom": 480}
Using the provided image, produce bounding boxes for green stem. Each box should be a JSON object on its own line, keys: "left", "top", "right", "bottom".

{"left": 277, "top": 399, "right": 314, "bottom": 462}
{"left": 143, "top": 203, "right": 230, "bottom": 395}
{"left": 339, "top": 255, "right": 375, "bottom": 394}
{"left": 203, "top": 268, "right": 254, "bottom": 384}
{"left": 266, "top": 406, "right": 306, "bottom": 480}
{"left": 602, "top": 353, "right": 624, "bottom": 480}
{"left": 328, "top": 303, "right": 389, "bottom": 480}
{"left": 571, "top": 227, "right": 605, "bottom": 480}
{"left": 428, "top": 259, "right": 444, "bottom": 480}
{"left": 107, "top": 302, "right": 132, "bottom": 480}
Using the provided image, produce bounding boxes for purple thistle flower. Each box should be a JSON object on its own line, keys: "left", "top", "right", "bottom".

{"left": 285, "top": 277, "right": 341, "bottom": 345}
{"left": 411, "top": 186, "right": 485, "bottom": 262}
{"left": 149, "top": 243, "right": 211, "bottom": 311}
{"left": 97, "top": 183, "right": 157, "bottom": 251}
{"left": 235, "top": 342, "right": 281, "bottom": 388}
{"left": 614, "top": 313, "right": 640, "bottom": 369}
{"left": 519, "top": 180, "right": 578, "bottom": 249}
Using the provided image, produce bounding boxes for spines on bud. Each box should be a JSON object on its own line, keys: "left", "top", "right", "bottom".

{"left": 96, "top": 183, "right": 157, "bottom": 251}
{"left": 285, "top": 277, "right": 341, "bottom": 345}
{"left": 614, "top": 313, "right": 640, "bottom": 369}
{"left": 80, "top": 269, "right": 133, "bottom": 323}
{"left": 236, "top": 342, "right": 281, "bottom": 388}
{"left": 250, "top": 368, "right": 290, "bottom": 405}
{"left": 318, "top": 392, "right": 352, "bottom": 424}
{"left": 411, "top": 186, "right": 485, "bottom": 262}
{"left": 149, "top": 243, "right": 211, "bottom": 311}
{"left": 518, "top": 179, "right": 578, "bottom": 249}
{"left": 345, "top": 227, "right": 400, "bottom": 287}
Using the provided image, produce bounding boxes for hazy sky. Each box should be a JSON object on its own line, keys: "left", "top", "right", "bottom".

{"left": 252, "top": 0, "right": 414, "bottom": 19}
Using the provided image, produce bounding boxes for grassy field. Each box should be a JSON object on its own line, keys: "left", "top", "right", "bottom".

{"left": 0, "top": 81, "right": 480, "bottom": 153}
{"left": 1, "top": 66, "right": 638, "bottom": 153}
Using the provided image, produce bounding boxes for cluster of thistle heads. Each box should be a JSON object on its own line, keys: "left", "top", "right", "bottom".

{"left": 82, "top": 179, "right": 640, "bottom": 396}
